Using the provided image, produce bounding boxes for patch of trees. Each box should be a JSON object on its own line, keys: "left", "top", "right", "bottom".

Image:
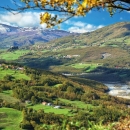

{"left": 20, "top": 108, "right": 65, "bottom": 129}
{"left": 0, "top": 66, "right": 130, "bottom": 106}
{"left": 19, "top": 106, "right": 130, "bottom": 130}
{"left": 0, "top": 65, "right": 130, "bottom": 129}
{"left": 7, "top": 46, "right": 19, "bottom": 52}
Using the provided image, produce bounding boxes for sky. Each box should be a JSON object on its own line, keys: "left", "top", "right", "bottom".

{"left": 0, "top": 0, "right": 130, "bottom": 33}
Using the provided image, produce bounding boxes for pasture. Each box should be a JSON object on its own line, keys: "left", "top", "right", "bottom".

{"left": 28, "top": 98, "right": 94, "bottom": 116}
{"left": 28, "top": 104, "right": 70, "bottom": 115}
{"left": 0, "top": 108, "right": 22, "bottom": 130}
{"left": 70, "top": 63, "right": 101, "bottom": 72}
{"left": 59, "top": 98, "right": 93, "bottom": 109}
{"left": 2, "top": 90, "right": 13, "bottom": 96}
{"left": 0, "top": 67, "right": 30, "bottom": 80}
{"left": 0, "top": 50, "right": 30, "bottom": 60}
{"left": 0, "top": 90, "right": 20, "bottom": 103}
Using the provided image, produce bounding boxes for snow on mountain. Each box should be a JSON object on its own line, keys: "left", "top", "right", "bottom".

{"left": 0, "top": 25, "right": 10, "bottom": 33}
{"left": 0, "top": 23, "right": 73, "bottom": 48}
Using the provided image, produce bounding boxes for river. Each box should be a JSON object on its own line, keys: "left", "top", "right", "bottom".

{"left": 104, "top": 83, "right": 130, "bottom": 99}
{"left": 63, "top": 73, "right": 130, "bottom": 99}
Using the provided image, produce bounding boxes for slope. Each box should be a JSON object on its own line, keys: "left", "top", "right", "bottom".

{"left": 0, "top": 23, "right": 74, "bottom": 48}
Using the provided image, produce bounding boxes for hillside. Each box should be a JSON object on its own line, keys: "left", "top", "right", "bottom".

{"left": 0, "top": 22, "right": 130, "bottom": 129}
{"left": 0, "top": 64, "right": 130, "bottom": 129}
{"left": 0, "top": 22, "right": 130, "bottom": 83}
{"left": 1, "top": 22, "right": 129, "bottom": 50}
{"left": 0, "top": 23, "right": 73, "bottom": 48}
{"left": 34, "top": 22, "right": 130, "bottom": 50}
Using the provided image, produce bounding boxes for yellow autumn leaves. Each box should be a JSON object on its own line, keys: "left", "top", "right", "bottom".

{"left": 82, "top": 0, "right": 100, "bottom": 8}
{"left": 40, "top": 12, "right": 63, "bottom": 28}
{"left": 39, "top": 0, "right": 103, "bottom": 27}
{"left": 21, "top": 0, "right": 114, "bottom": 27}
{"left": 40, "top": 0, "right": 77, "bottom": 7}
{"left": 40, "top": 12, "right": 51, "bottom": 24}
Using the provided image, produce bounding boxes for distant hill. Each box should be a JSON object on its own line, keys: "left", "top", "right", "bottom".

{"left": 39, "top": 22, "right": 130, "bottom": 50}
{"left": 8, "top": 22, "right": 129, "bottom": 83}
{"left": 1, "top": 22, "right": 129, "bottom": 49}
{"left": 0, "top": 23, "right": 74, "bottom": 48}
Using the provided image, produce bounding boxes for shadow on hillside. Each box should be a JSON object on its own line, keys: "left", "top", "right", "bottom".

{"left": 21, "top": 57, "right": 63, "bottom": 69}
{"left": 0, "top": 127, "right": 5, "bottom": 130}
{"left": 80, "top": 67, "right": 130, "bottom": 83}
{"left": 18, "top": 57, "right": 130, "bottom": 83}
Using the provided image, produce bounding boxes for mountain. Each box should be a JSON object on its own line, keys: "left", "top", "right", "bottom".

{"left": 41, "top": 22, "right": 130, "bottom": 50}
{"left": 0, "top": 23, "right": 73, "bottom": 48}
{"left": 1, "top": 22, "right": 129, "bottom": 49}
{"left": 12, "top": 22, "right": 130, "bottom": 83}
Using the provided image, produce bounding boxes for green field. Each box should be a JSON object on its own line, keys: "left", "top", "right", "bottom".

{"left": 0, "top": 67, "right": 30, "bottom": 80}
{"left": 71, "top": 63, "right": 100, "bottom": 72}
{"left": 0, "top": 90, "right": 20, "bottom": 103}
{"left": 0, "top": 108, "right": 22, "bottom": 130}
{"left": 28, "top": 104, "right": 70, "bottom": 115}
{"left": 50, "top": 63, "right": 99, "bottom": 74}
{"left": 0, "top": 50, "right": 30, "bottom": 60}
{"left": 28, "top": 99, "right": 94, "bottom": 116}
{"left": 59, "top": 98, "right": 93, "bottom": 109}
{"left": 2, "top": 90, "right": 13, "bottom": 96}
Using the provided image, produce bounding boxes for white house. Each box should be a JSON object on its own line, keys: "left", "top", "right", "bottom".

{"left": 54, "top": 106, "right": 61, "bottom": 109}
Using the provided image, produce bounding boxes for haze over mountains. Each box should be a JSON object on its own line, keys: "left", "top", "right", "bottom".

{"left": 0, "top": 23, "right": 73, "bottom": 48}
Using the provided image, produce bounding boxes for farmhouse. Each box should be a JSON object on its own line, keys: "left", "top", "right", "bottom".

{"left": 54, "top": 106, "right": 61, "bottom": 109}
{"left": 16, "top": 67, "right": 24, "bottom": 70}
{"left": 25, "top": 100, "right": 31, "bottom": 104}
{"left": 47, "top": 103, "right": 51, "bottom": 106}
{"left": 42, "top": 102, "right": 47, "bottom": 105}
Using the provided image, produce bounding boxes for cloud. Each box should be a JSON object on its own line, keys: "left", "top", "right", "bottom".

{"left": 97, "top": 25, "right": 104, "bottom": 29}
{"left": 0, "top": 11, "right": 46, "bottom": 28}
{"left": 68, "top": 27, "right": 86, "bottom": 33}
{"left": 73, "top": 21, "right": 86, "bottom": 27}
{"left": 0, "top": 11, "right": 104, "bottom": 32}
{"left": 66, "top": 21, "right": 104, "bottom": 33}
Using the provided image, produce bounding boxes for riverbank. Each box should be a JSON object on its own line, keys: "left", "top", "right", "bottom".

{"left": 63, "top": 73, "right": 130, "bottom": 99}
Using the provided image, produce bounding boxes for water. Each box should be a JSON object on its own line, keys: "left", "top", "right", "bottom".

{"left": 104, "top": 83, "right": 130, "bottom": 99}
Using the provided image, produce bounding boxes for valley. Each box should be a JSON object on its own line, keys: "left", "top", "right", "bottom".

{"left": 0, "top": 64, "right": 130, "bottom": 129}
{"left": 0, "top": 22, "right": 130, "bottom": 129}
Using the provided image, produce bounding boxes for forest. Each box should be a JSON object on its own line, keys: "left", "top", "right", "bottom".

{"left": 0, "top": 63, "right": 130, "bottom": 129}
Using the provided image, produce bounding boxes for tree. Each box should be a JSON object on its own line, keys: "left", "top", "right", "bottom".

{"left": 3, "top": 75, "right": 14, "bottom": 81}
{"left": 1, "top": 0, "right": 130, "bottom": 28}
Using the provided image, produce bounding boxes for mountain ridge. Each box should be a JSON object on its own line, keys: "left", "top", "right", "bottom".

{"left": 0, "top": 22, "right": 130, "bottom": 49}
{"left": 39, "top": 22, "right": 130, "bottom": 51}
{"left": 0, "top": 23, "right": 74, "bottom": 48}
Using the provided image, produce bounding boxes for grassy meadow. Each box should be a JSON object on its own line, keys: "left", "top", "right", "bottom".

{"left": 0, "top": 67, "right": 30, "bottom": 80}
{"left": 0, "top": 108, "right": 22, "bottom": 130}
{"left": 71, "top": 63, "right": 101, "bottom": 72}
{"left": 0, "top": 50, "right": 30, "bottom": 60}
{"left": 28, "top": 98, "right": 94, "bottom": 116}
{"left": 28, "top": 104, "right": 71, "bottom": 115}
{"left": 59, "top": 98, "right": 93, "bottom": 109}
{"left": 2, "top": 90, "right": 13, "bottom": 96}
{"left": 0, "top": 90, "right": 20, "bottom": 104}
